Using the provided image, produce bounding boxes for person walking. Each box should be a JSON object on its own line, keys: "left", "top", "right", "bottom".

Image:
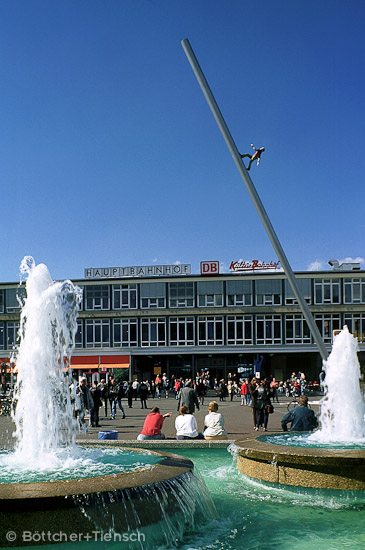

{"left": 75, "top": 377, "right": 94, "bottom": 431}
{"left": 240, "top": 379, "right": 248, "bottom": 406}
{"left": 177, "top": 381, "right": 200, "bottom": 414}
{"left": 253, "top": 379, "right": 272, "bottom": 431}
{"left": 90, "top": 380, "right": 102, "bottom": 427}
{"left": 99, "top": 378, "right": 109, "bottom": 417}
{"left": 109, "top": 378, "right": 125, "bottom": 420}
{"left": 139, "top": 380, "right": 149, "bottom": 409}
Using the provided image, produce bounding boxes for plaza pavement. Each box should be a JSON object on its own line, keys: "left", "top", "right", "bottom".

{"left": 77, "top": 390, "right": 322, "bottom": 443}
{"left": 0, "top": 391, "right": 322, "bottom": 449}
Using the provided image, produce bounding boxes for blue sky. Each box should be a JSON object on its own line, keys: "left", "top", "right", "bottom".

{"left": 0, "top": 0, "right": 364, "bottom": 282}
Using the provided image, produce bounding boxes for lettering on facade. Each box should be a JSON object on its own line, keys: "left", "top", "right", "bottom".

{"left": 200, "top": 261, "right": 220, "bottom": 275}
{"left": 84, "top": 264, "right": 191, "bottom": 279}
{"left": 230, "top": 260, "right": 280, "bottom": 272}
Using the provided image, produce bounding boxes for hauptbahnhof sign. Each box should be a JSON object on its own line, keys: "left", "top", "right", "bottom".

{"left": 85, "top": 264, "right": 191, "bottom": 279}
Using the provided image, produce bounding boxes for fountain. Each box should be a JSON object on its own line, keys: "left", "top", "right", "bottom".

{"left": 235, "top": 327, "right": 365, "bottom": 489}
{"left": 0, "top": 258, "right": 216, "bottom": 548}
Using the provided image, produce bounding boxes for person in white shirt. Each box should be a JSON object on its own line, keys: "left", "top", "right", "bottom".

{"left": 175, "top": 405, "right": 203, "bottom": 440}
{"left": 203, "top": 401, "right": 227, "bottom": 440}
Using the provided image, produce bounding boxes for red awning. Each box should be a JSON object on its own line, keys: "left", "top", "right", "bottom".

{"left": 100, "top": 355, "right": 129, "bottom": 369}
{"left": 69, "top": 355, "right": 130, "bottom": 370}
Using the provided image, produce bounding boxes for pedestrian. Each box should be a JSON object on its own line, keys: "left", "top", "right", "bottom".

{"left": 75, "top": 377, "right": 94, "bottom": 431}
{"left": 177, "top": 380, "right": 200, "bottom": 414}
{"left": 99, "top": 378, "right": 109, "bottom": 417}
{"left": 126, "top": 381, "right": 133, "bottom": 408}
{"left": 240, "top": 379, "right": 248, "bottom": 406}
{"left": 108, "top": 378, "right": 125, "bottom": 420}
{"left": 137, "top": 407, "right": 172, "bottom": 440}
{"left": 132, "top": 379, "right": 139, "bottom": 401}
{"left": 253, "top": 379, "right": 272, "bottom": 431}
{"left": 270, "top": 377, "right": 279, "bottom": 403}
{"left": 197, "top": 378, "right": 207, "bottom": 406}
{"left": 139, "top": 380, "right": 149, "bottom": 409}
{"left": 228, "top": 380, "right": 234, "bottom": 402}
{"left": 218, "top": 379, "right": 226, "bottom": 402}
{"left": 90, "top": 380, "right": 102, "bottom": 427}
{"left": 248, "top": 377, "right": 258, "bottom": 427}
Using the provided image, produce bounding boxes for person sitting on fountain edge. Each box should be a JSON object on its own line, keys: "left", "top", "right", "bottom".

{"left": 281, "top": 395, "right": 318, "bottom": 432}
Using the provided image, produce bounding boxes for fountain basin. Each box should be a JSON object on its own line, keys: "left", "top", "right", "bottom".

{"left": 0, "top": 448, "right": 197, "bottom": 547}
{"left": 235, "top": 435, "right": 365, "bottom": 490}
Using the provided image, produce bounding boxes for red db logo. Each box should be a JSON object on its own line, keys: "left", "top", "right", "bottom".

{"left": 200, "top": 261, "right": 220, "bottom": 275}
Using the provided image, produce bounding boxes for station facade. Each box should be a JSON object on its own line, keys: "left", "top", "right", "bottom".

{"left": 1, "top": 259, "right": 364, "bottom": 384}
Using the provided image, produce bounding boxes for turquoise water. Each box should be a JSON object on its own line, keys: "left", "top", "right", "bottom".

{"left": 5, "top": 447, "right": 365, "bottom": 549}
{"left": 168, "top": 448, "right": 365, "bottom": 550}
{"left": 260, "top": 432, "right": 365, "bottom": 449}
{"left": 0, "top": 447, "right": 161, "bottom": 483}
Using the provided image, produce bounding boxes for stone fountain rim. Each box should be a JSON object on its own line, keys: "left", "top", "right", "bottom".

{"left": 0, "top": 448, "right": 193, "bottom": 499}
{"left": 234, "top": 433, "right": 365, "bottom": 465}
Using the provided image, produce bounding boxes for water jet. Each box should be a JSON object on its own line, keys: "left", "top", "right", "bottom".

{"left": 235, "top": 327, "right": 365, "bottom": 489}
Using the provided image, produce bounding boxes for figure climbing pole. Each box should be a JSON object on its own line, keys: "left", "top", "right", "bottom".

{"left": 181, "top": 38, "right": 328, "bottom": 362}
{"left": 241, "top": 144, "right": 265, "bottom": 171}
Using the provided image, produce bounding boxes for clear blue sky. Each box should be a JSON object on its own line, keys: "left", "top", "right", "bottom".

{"left": 1, "top": 0, "right": 364, "bottom": 282}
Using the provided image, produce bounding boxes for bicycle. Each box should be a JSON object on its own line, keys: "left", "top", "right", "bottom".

{"left": 286, "top": 388, "right": 300, "bottom": 411}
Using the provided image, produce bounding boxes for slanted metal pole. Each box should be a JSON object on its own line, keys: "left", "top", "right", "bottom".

{"left": 181, "top": 38, "right": 328, "bottom": 361}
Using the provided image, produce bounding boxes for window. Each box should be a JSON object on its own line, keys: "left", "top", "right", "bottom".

{"left": 0, "top": 290, "right": 4, "bottom": 313}
{"left": 86, "top": 319, "right": 110, "bottom": 348}
{"left": 226, "top": 280, "right": 252, "bottom": 306}
{"left": 0, "top": 322, "right": 4, "bottom": 349}
{"left": 343, "top": 278, "right": 365, "bottom": 304}
{"left": 256, "top": 315, "right": 282, "bottom": 344}
{"left": 314, "top": 314, "right": 341, "bottom": 342}
{"left": 141, "top": 318, "right": 166, "bottom": 347}
{"left": 226, "top": 315, "right": 253, "bottom": 345}
{"left": 112, "top": 284, "right": 137, "bottom": 309}
{"left": 285, "top": 315, "right": 311, "bottom": 344}
{"left": 140, "top": 283, "right": 166, "bottom": 309}
{"left": 85, "top": 285, "right": 110, "bottom": 310}
{"left": 314, "top": 279, "right": 340, "bottom": 304}
{"left": 197, "top": 281, "right": 223, "bottom": 307}
{"left": 113, "top": 319, "right": 138, "bottom": 347}
{"left": 5, "top": 287, "right": 26, "bottom": 313}
{"left": 169, "top": 317, "right": 195, "bottom": 346}
{"left": 169, "top": 282, "right": 194, "bottom": 308}
{"left": 198, "top": 316, "right": 224, "bottom": 345}
{"left": 75, "top": 319, "right": 83, "bottom": 349}
{"left": 285, "top": 279, "right": 311, "bottom": 305}
{"left": 343, "top": 314, "right": 365, "bottom": 342}
{"left": 7, "top": 322, "right": 20, "bottom": 350}
{"left": 255, "top": 280, "right": 282, "bottom": 305}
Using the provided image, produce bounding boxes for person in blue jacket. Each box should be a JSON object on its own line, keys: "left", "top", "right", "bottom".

{"left": 281, "top": 395, "right": 318, "bottom": 432}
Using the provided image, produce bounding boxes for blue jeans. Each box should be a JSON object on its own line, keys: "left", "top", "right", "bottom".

{"left": 137, "top": 433, "right": 165, "bottom": 440}
{"left": 111, "top": 399, "right": 125, "bottom": 419}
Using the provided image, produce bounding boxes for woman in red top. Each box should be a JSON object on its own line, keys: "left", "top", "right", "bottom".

{"left": 240, "top": 381, "right": 248, "bottom": 406}
{"left": 137, "top": 407, "right": 172, "bottom": 440}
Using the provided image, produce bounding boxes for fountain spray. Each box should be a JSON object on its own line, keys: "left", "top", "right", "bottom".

{"left": 11, "top": 257, "right": 82, "bottom": 465}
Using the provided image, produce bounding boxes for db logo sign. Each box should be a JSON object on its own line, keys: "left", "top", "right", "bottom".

{"left": 200, "top": 261, "right": 220, "bottom": 275}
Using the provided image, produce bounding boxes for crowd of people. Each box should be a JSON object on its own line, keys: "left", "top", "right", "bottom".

{"left": 71, "top": 370, "right": 320, "bottom": 437}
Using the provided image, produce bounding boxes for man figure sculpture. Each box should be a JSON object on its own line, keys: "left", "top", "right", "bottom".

{"left": 241, "top": 144, "right": 265, "bottom": 171}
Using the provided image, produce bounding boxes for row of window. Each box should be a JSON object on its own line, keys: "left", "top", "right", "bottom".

{"left": 1, "top": 278, "right": 365, "bottom": 313}
{"left": 2, "top": 314, "right": 364, "bottom": 351}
